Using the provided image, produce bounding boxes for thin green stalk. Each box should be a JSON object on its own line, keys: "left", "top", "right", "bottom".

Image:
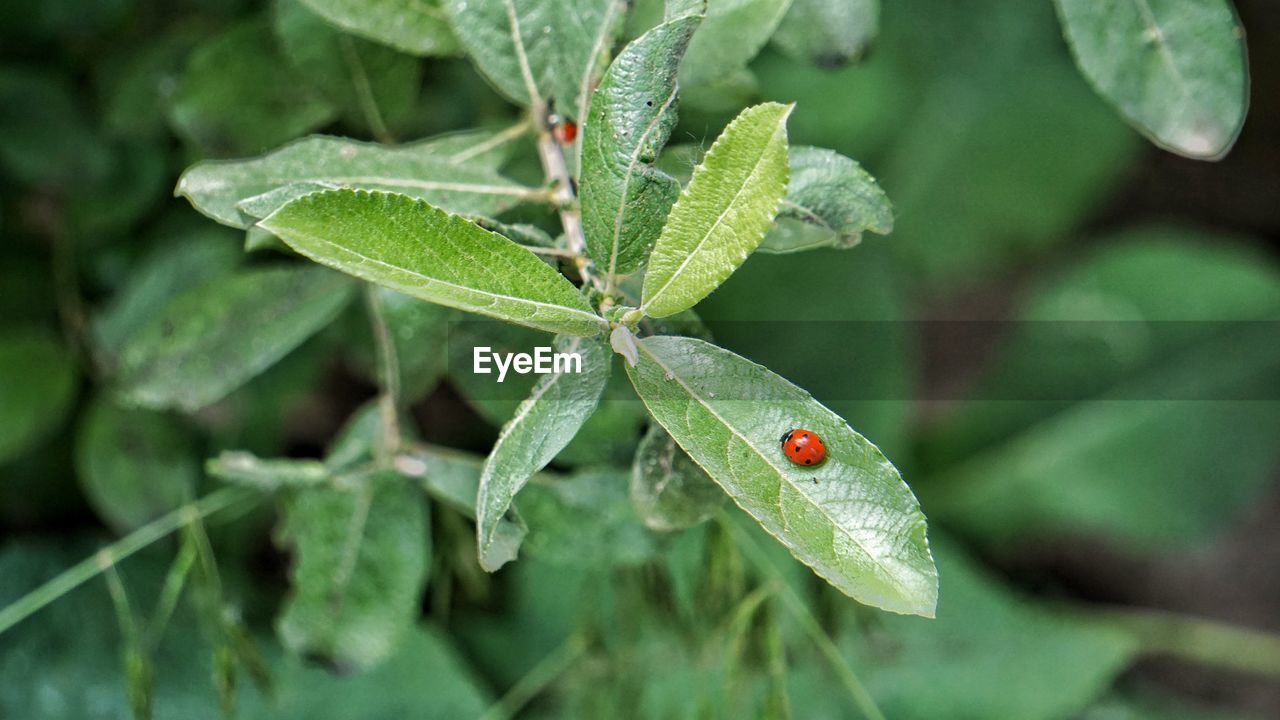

{"left": 0, "top": 486, "right": 257, "bottom": 637}
{"left": 722, "top": 514, "right": 886, "bottom": 720}
{"left": 478, "top": 632, "right": 588, "bottom": 720}
{"left": 365, "top": 285, "right": 402, "bottom": 463}
{"left": 339, "top": 34, "right": 393, "bottom": 143}
{"left": 146, "top": 536, "right": 197, "bottom": 648}
{"left": 1080, "top": 606, "right": 1280, "bottom": 677}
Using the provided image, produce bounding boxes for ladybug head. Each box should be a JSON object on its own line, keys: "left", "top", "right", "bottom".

{"left": 779, "top": 429, "right": 794, "bottom": 444}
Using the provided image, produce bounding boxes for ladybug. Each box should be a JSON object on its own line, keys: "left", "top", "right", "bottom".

{"left": 550, "top": 115, "right": 577, "bottom": 145}
{"left": 780, "top": 428, "right": 826, "bottom": 467}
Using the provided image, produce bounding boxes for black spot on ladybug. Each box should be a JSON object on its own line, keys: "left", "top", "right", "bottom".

{"left": 805, "top": 459, "right": 812, "bottom": 465}
{"left": 802, "top": 433, "right": 809, "bottom": 439}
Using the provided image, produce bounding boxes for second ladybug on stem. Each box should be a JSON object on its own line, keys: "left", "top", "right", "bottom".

{"left": 780, "top": 428, "right": 826, "bottom": 467}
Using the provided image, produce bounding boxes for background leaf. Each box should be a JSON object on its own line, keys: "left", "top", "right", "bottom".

{"left": 678, "top": 0, "right": 791, "bottom": 95}
{"left": 477, "top": 335, "right": 610, "bottom": 570}
{"left": 580, "top": 13, "right": 699, "bottom": 278}
{"left": 761, "top": 145, "right": 892, "bottom": 254}
{"left": 75, "top": 396, "right": 197, "bottom": 533}
{"left": 626, "top": 335, "right": 937, "bottom": 616}
{"left": 90, "top": 228, "right": 243, "bottom": 370}
{"left": 276, "top": 471, "right": 430, "bottom": 671}
{"left": 116, "top": 265, "right": 356, "bottom": 412}
{"left": 1053, "top": 0, "right": 1249, "bottom": 159}
{"left": 443, "top": 0, "right": 625, "bottom": 114}
{"left": 629, "top": 423, "right": 724, "bottom": 531}
{"left": 770, "top": 0, "right": 877, "bottom": 68}
{"left": 275, "top": 0, "right": 423, "bottom": 137}
{"left": 920, "top": 230, "right": 1280, "bottom": 550}
{"left": 299, "top": 0, "right": 459, "bottom": 56}
{"left": 836, "top": 537, "right": 1138, "bottom": 720}
{"left": 167, "top": 20, "right": 337, "bottom": 156}
{"left": 259, "top": 189, "right": 606, "bottom": 336}
{"left": 641, "top": 102, "right": 791, "bottom": 318}
{"left": 0, "top": 327, "right": 78, "bottom": 466}
{"left": 178, "top": 131, "right": 536, "bottom": 229}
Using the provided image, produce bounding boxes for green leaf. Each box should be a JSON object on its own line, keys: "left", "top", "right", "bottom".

{"left": 275, "top": 0, "right": 423, "bottom": 136}
{"left": 299, "top": 0, "right": 459, "bottom": 56}
{"left": 75, "top": 396, "right": 197, "bottom": 533}
{"left": 259, "top": 189, "right": 607, "bottom": 336}
{"left": 580, "top": 13, "right": 700, "bottom": 278}
{"left": 116, "top": 265, "right": 356, "bottom": 412}
{"left": 251, "top": 625, "right": 493, "bottom": 718}
{"left": 640, "top": 102, "right": 792, "bottom": 319}
{"left": 760, "top": 145, "right": 892, "bottom": 254}
{"left": 679, "top": 0, "right": 791, "bottom": 92}
{"left": 629, "top": 424, "right": 724, "bottom": 531}
{"left": 922, "top": 232, "right": 1280, "bottom": 549}
{"left": 0, "top": 327, "right": 78, "bottom": 465}
{"left": 517, "top": 467, "right": 658, "bottom": 568}
{"left": 626, "top": 335, "right": 936, "bottom": 616}
{"left": 442, "top": 0, "right": 625, "bottom": 115}
{"left": 1053, "top": 0, "right": 1248, "bottom": 160}
{"left": 477, "top": 335, "right": 610, "bottom": 570}
{"left": 177, "top": 132, "right": 538, "bottom": 230}
{"left": 207, "top": 451, "right": 331, "bottom": 490}
{"left": 90, "top": 228, "right": 243, "bottom": 370}
{"left": 277, "top": 471, "right": 430, "bottom": 671}
{"left": 837, "top": 538, "right": 1137, "bottom": 720}
{"left": 167, "top": 21, "right": 337, "bottom": 156}
{"left": 771, "top": 0, "right": 877, "bottom": 67}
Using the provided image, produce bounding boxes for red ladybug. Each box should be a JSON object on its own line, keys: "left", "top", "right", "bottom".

{"left": 551, "top": 116, "right": 577, "bottom": 145}
{"left": 780, "top": 428, "right": 826, "bottom": 467}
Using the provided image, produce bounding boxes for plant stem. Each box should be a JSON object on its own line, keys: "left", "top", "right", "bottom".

{"left": 364, "top": 285, "right": 402, "bottom": 462}
{"left": 532, "top": 106, "right": 603, "bottom": 293}
{"left": 1079, "top": 605, "right": 1280, "bottom": 677}
{"left": 339, "top": 34, "right": 394, "bottom": 144}
{"left": 0, "top": 487, "right": 257, "bottom": 637}
{"left": 723, "top": 515, "right": 887, "bottom": 720}
{"left": 479, "top": 631, "right": 588, "bottom": 720}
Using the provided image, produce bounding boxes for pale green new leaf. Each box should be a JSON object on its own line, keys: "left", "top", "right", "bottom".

{"left": 1053, "top": 0, "right": 1248, "bottom": 159}
{"left": 177, "top": 133, "right": 538, "bottom": 229}
{"left": 640, "top": 103, "right": 792, "bottom": 318}
{"left": 116, "top": 266, "right": 356, "bottom": 412}
{"left": 626, "top": 335, "right": 936, "bottom": 616}
{"left": 300, "top": 0, "right": 458, "bottom": 56}
{"left": 629, "top": 424, "right": 724, "bottom": 531}
{"left": 75, "top": 396, "right": 197, "bottom": 533}
{"left": 443, "top": 0, "right": 625, "bottom": 116}
{"left": 260, "top": 190, "right": 607, "bottom": 336}
{"left": 679, "top": 0, "right": 791, "bottom": 91}
{"left": 277, "top": 472, "right": 430, "bottom": 671}
{"left": 761, "top": 145, "right": 893, "bottom": 254}
{"left": 0, "top": 329, "right": 78, "bottom": 465}
{"left": 581, "top": 13, "right": 700, "bottom": 278}
{"left": 476, "top": 335, "right": 610, "bottom": 570}
{"left": 771, "top": 0, "right": 877, "bottom": 67}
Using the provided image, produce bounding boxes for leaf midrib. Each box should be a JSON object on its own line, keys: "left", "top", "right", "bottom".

{"left": 261, "top": 222, "right": 606, "bottom": 332}
{"left": 635, "top": 339, "right": 913, "bottom": 598}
